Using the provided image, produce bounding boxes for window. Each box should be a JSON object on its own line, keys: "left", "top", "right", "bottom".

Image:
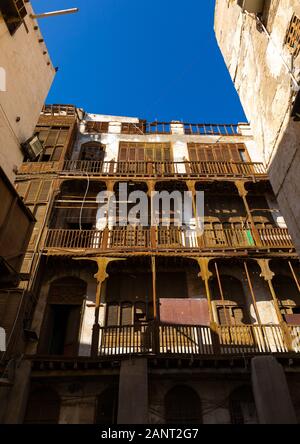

{"left": 121, "top": 122, "right": 146, "bottom": 134}
{"left": 106, "top": 301, "right": 148, "bottom": 327}
{"left": 165, "top": 386, "right": 202, "bottom": 424}
{"left": 15, "top": 179, "right": 52, "bottom": 250}
{"left": 85, "top": 121, "right": 109, "bottom": 134}
{"left": 39, "top": 277, "right": 87, "bottom": 356}
{"left": 95, "top": 387, "right": 118, "bottom": 425}
{"left": 34, "top": 126, "right": 69, "bottom": 162}
{"left": 0, "top": 0, "right": 27, "bottom": 35}
{"left": 80, "top": 142, "right": 105, "bottom": 161}
{"left": 273, "top": 275, "right": 300, "bottom": 319}
{"left": 285, "top": 15, "right": 300, "bottom": 59}
{"left": 210, "top": 275, "right": 252, "bottom": 325}
{"left": 24, "top": 388, "right": 60, "bottom": 424}
{"left": 118, "top": 142, "right": 172, "bottom": 162}
{"left": 188, "top": 143, "right": 249, "bottom": 163}
{"left": 229, "top": 386, "right": 257, "bottom": 424}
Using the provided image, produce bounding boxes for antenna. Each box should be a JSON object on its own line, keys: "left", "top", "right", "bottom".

{"left": 30, "top": 8, "right": 79, "bottom": 20}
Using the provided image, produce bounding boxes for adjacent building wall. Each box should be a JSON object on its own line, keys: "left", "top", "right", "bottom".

{"left": 0, "top": 1, "right": 55, "bottom": 182}
{"left": 214, "top": 0, "right": 300, "bottom": 253}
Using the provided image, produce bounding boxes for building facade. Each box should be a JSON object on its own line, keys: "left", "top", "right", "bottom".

{"left": 0, "top": 1, "right": 55, "bottom": 287}
{"left": 214, "top": 0, "right": 300, "bottom": 255}
{"left": 1, "top": 105, "right": 300, "bottom": 424}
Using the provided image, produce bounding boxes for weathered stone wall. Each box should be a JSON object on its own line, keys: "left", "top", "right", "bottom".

{"left": 0, "top": 2, "right": 55, "bottom": 183}
{"left": 214, "top": 0, "right": 300, "bottom": 253}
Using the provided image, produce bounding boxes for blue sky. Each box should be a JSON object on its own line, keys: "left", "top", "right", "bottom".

{"left": 31, "top": 0, "right": 246, "bottom": 123}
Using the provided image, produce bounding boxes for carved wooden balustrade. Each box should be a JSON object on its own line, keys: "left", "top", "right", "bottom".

{"left": 18, "top": 160, "right": 267, "bottom": 178}
{"left": 98, "top": 322, "right": 300, "bottom": 357}
{"left": 44, "top": 226, "right": 293, "bottom": 252}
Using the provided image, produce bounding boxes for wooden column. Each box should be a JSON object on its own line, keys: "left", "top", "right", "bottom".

{"left": 186, "top": 180, "right": 198, "bottom": 225}
{"left": 235, "top": 180, "right": 262, "bottom": 247}
{"left": 74, "top": 256, "right": 125, "bottom": 357}
{"left": 244, "top": 260, "right": 262, "bottom": 325}
{"left": 214, "top": 261, "right": 231, "bottom": 326}
{"left": 102, "top": 181, "right": 115, "bottom": 248}
{"left": 256, "top": 258, "right": 293, "bottom": 351}
{"left": 193, "top": 257, "right": 214, "bottom": 323}
{"left": 190, "top": 257, "right": 220, "bottom": 353}
{"left": 147, "top": 180, "right": 157, "bottom": 249}
{"left": 151, "top": 256, "right": 158, "bottom": 321}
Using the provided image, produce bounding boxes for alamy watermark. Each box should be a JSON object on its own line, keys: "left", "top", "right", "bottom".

{"left": 93, "top": 183, "right": 204, "bottom": 233}
{"left": 0, "top": 67, "right": 6, "bottom": 92}
{"left": 0, "top": 327, "right": 6, "bottom": 352}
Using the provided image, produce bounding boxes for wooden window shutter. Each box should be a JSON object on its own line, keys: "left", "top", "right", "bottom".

{"left": 107, "top": 304, "right": 119, "bottom": 326}
{"left": 164, "top": 145, "right": 171, "bottom": 161}
{"left": 38, "top": 181, "right": 52, "bottom": 202}
{"left": 121, "top": 303, "right": 132, "bottom": 326}
{"left": 15, "top": 182, "right": 29, "bottom": 200}
{"left": 28, "top": 205, "right": 47, "bottom": 249}
{"left": 45, "top": 130, "right": 58, "bottom": 147}
{"left": 145, "top": 147, "right": 153, "bottom": 161}
{"left": 188, "top": 145, "right": 197, "bottom": 161}
{"left": 129, "top": 147, "right": 136, "bottom": 161}
{"left": 137, "top": 147, "right": 145, "bottom": 161}
{"left": 57, "top": 130, "right": 68, "bottom": 145}
{"left": 26, "top": 181, "right": 41, "bottom": 203}
{"left": 51, "top": 146, "right": 63, "bottom": 161}
{"left": 118, "top": 144, "right": 128, "bottom": 161}
{"left": 155, "top": 148, "right": 162, "bottom": 162}
{"left": 229, "top": 146, "right": 241, "bottom": 162}
{"left": 221, "top": 146, "right": 231, "bottom": 161}
{"left": 205, "top": 148, "right": 214, "bottom": 161}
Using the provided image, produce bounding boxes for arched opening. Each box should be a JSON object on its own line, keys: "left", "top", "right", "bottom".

{"left": 24, "top": 387, "right": 60, "bottom": 424}
{"left": 39, "top": 277, "right": 87, "bottom": 356}
{"left": 273, "top": 275, "right": 300, "bottom": 320}
{"left": 229, "top": 386, "right": 257, "bottom": 424}
{"left": 165, "top": 385, "right": 202, "bottom": 424}
{"left": 210, "top": 274, "right": 251, "bottom": 325}
{"left": 95, "top": 387, "right": 118, "bottom": 424}
{"left": 80, "top": 142, "right": 106, "bottom": 162}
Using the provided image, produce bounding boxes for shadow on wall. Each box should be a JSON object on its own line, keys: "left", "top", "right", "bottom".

{"left": 268, "top": 117, "right": 300, "bottom": 254}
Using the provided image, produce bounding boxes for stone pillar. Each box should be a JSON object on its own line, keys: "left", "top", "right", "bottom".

{"left": 251, "top": 356, "right": 297, "bottom": 424}
{"left": 117, "top": 359, "right": 148, "bottom": 424}
{"left": 4, "top": 360, "right": 31, "bottom": 424}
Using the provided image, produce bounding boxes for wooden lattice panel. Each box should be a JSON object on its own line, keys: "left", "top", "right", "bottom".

{"left": 285, "top": 15, "right": 300, "bottom": 59}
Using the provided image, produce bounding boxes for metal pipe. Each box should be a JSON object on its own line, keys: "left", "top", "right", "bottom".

{"left": 30, "top": 8, "right": 79, "bottom": 20}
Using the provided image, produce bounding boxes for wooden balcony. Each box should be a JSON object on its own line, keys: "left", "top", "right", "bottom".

{"left": 44, "top": 226, "right": 294, "bottom": 253}
{"left": 17, "top": 160, "right": 267, "bottom": 179}
{"left": 98, "top": 322, "right": 300, "bottom": 357}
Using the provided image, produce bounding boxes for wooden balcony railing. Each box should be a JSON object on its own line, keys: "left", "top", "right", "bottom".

{"left": 44, "top": 226, "right": 293, "bottom": 251}
{"left": 98, "top": 322, "right": 299, "bottom": 357}
{"left": 17, "top": 160, "right": 267, "bottom": 178}
{"left": 61, "top": 160, "right": 266, "bottom": 178}
{"left": 257, "top": 228, "right": 294, "bottom": 248}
